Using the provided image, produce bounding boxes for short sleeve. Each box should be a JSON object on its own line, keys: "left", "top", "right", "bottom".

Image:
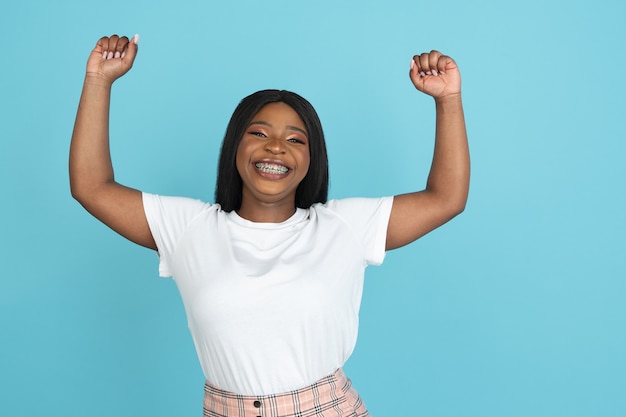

{"left": 324, "top": 196, "right": 394, "bottom": 265}
{"left": 142, "top": 192, "right": 209, "bottom": 277}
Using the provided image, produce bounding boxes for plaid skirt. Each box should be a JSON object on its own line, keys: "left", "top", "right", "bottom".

{"left": 203, "top": 368, "right": 371, "bottom": 417}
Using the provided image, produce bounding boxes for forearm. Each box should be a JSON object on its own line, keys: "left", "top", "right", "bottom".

{"left": 69, "top": 75, "right": 116, "bottom": 201}
{"left": 425, "top": 94, "right": 470, "bottom": 214}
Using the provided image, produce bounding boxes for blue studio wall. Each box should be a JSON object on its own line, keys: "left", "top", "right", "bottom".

{"left": 1, "top": 1, "right": 624, "bottom": 416}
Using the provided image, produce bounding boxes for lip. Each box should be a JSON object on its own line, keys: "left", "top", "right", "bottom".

{"left": 253, "top": 159, "right": 292, "bottom": 178}
{"left": 254, "top": 158, "right": 292, "bottom": 169}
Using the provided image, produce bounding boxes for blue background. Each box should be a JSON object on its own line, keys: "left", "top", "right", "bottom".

{"left": 1, "top": 1, "right": 624, "bottom": 416}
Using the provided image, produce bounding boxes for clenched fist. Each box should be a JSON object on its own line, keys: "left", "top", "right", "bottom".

{"left": 86, "top": 34, "right": 139, "bottom": 84}
{"left": 410, "top": 50, "right": 461, "bottom": 100}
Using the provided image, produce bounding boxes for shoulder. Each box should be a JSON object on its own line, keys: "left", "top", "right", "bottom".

{"left": 311, "top": 197, "right": 394, "bottom": 265}
{"left": 142, "top": 192, "right": 215, "bottom": 210}
{"left": 142, "top": 192, "right": 223, "bottom": 225}
{"left": 309, "top": 196, "right": 394, "bottom": 233}
{"left": 316, "top": 196, "right": 394, "bottom": 217}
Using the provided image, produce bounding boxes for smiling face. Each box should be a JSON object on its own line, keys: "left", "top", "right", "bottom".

{"left": 235, "top": 102, "right": 311, "bottom": 215}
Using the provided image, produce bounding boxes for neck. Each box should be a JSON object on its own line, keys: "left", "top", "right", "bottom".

{"left": 236, "top": 199, "right": 297, "bottom": 223}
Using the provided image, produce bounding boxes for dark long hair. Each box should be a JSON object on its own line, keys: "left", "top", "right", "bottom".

{"left": 215, "top": 90, "right": 329, "bottom": 212}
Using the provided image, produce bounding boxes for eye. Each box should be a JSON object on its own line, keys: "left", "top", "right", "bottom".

{"left": 248, "top": 131, "right": 267, "bottom": 138}
{"left": 287, "top": 138, "right": 305, "bottom": 144}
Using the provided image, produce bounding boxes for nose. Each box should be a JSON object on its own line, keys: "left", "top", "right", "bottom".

{"left": 264, "top": 137, "right": 285, "bottom": 154}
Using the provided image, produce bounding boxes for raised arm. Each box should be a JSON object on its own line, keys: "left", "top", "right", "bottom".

{"left": 69, "top": 34, "right": 156, "bottom": 250}
{"left": 386, "top": 51, "right": 470, "bottom": 250}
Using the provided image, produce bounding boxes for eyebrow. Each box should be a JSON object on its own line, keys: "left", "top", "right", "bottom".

{"left": 248, "top": 121, "right": 308, "bottom": 137}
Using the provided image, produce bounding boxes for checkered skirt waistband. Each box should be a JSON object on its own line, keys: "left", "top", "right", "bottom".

{"left": 203, "top": 368, "right": 371, "bottom": 417}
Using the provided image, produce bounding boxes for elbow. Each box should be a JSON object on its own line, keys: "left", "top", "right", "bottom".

{"left": 69, "top": 176, "right": 86, "bottom": 204}
{"left": 70, "top": 186, "right": 90, "bottom": 210}
{"left": 447, "top": 182, "right": 469, "bottom": 218}
{"left": 427, "top": 176, "right": 470, "bottom": 221}
{"left": 69, "top": 179, "right": 80, "bottom": 202}
{"left": 444, "top": 204, "right": 465, "bottom": 223}
{"left": 69, "top": 164, "right": 83, "bottom": 202}
{"left": 453, "top": 198, "right": 468, "bottom": 217}
{"left": 70, "top": 188, "right": 85, "bottom": 205}
{"left": 69, "top": 169, "right": 109, "bottom": 206}
{"left": 69, "top": 178, "right": 79, "bottom": 200}
{"left": 69, "top": 177, "right": 98, "bottom": 208}
{"left": 442, "top": 194, "right": 468, "bottom": 221}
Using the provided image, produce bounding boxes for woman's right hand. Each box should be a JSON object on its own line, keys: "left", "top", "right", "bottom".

{"left": 86, "top": 34, "right": 139, "bottom": 84}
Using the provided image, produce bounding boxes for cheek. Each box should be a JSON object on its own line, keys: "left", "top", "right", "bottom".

{"left": 235, "top": 142, "right": 250, "bottom": 175}
{"left": 299, "top": 150, "right": 311, "bottom": 176}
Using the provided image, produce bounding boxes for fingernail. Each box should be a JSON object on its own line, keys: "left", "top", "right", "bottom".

{"left": 107, "top": 51, "right": 114, "bottom": 59}
{"left": 121, "top": 51, "right": 126, "bottom": 58}
{"left": 432, "top": 69, "right": 438, "bottom": 76}
{"left": 420, "top": 71, "right": 426, "bottom": 77}
{"left": 132, "top": 34, "right": 140, "bottom": 45}
{"left": 114, "top": 51, "right": 121, "bottom": 59}
{"left": 410, "top": 59, "right": 415, "bottom": 70}
{"left": 102, "top": 51, "right": 107, "bottom": 59}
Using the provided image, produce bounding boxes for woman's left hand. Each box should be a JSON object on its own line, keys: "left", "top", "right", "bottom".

{"left": 409, "top": 50, "right": 461, "bottom": 99}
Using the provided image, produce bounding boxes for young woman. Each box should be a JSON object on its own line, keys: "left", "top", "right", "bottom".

{"left": 70, "top": 34, "right": 469, "bottom": 416}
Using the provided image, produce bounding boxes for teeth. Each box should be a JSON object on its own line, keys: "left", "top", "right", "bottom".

{"left": 255, "top": 162, "right": 289, "bottom": 175}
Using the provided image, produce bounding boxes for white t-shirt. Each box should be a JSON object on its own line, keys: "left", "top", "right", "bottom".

{"left": 142, "top": 192, "right": 393, "bottom": 395}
